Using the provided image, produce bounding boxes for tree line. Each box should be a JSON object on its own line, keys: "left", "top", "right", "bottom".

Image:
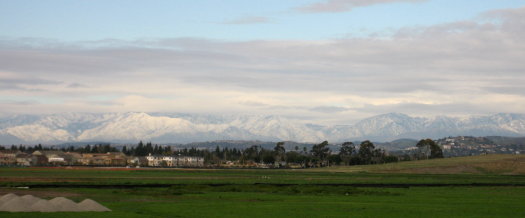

{"left": 1, "top": 138, "right": 443, "bottom": 167}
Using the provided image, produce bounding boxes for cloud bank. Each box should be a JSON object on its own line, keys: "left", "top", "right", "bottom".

{"left": 0, "top": 7, "right": 524, "bottom": 125}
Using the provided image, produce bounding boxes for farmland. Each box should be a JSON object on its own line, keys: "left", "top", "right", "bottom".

{"left": 1, "top": 154, "right": 524, "bottom": 217}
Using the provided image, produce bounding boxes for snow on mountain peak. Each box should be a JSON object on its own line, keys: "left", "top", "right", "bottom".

{"left": 0, "top": 112, "right": 524, "bottom": 144}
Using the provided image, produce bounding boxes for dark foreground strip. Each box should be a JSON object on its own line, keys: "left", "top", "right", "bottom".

{"left": 9, "top": 183, "right": 525, "bottom": 189}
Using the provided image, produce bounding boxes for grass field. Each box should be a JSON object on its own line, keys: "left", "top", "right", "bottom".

{"left": 1, "top": 154, "right": 524, "bottom": 217}
{"left": 305, "top": 154, "right": 525, "bottom": 174}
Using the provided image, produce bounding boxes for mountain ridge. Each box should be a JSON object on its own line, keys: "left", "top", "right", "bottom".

{"left": 1, "top": 112, "right": 525, "bottom": 144}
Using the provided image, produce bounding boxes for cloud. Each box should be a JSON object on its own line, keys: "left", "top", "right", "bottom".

{"left": 297, "top": 0, "right": 426, "bottom": 13}
{"left": 310, "top": 106, "right": 351, "bottom": 113}
{"left": 222, "top": 16, "right": 270, "bottom": 25}
{"left": 350, "top": 95, "right": 525, "bottom": 117}
{"left": 67, "top": 83, "right": 87, "bottom": 88}
{"left": 0, "top": 100, "right": 38, "bottom": 106}
{"left": 238, "top": 100, "right": 270, "bottom": 107}
{"left": 0, "top": 7, "right": 524, "bottom": 124}
{"left": 0, "top": 74, "right": 62, "bottom": 91}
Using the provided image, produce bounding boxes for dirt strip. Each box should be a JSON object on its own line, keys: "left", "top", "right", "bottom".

{"left": 1, "top": 183, "right": 523, "bottom": 189}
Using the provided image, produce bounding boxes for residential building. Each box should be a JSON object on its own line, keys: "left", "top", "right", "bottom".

{"left": 147, "top": 154, "right": 204, "bottom": 167}
{"left": 0, "top": 150, "right": 21, "bottom": 166}
{"left": 15, "top": 153, "right": 32, "bottom": 166}
{"left": 80, "top": 152, "right": 127, "bottom": 166}
{"left": 32, "top": 151, "right": 71, "bottom": 165}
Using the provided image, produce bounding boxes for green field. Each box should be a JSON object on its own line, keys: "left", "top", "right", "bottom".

{"left": 1, "top": 155, "right": 524, "bottom": 217}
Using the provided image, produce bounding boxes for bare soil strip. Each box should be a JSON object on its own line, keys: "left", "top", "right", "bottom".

{"left": 4, "top": 183, "right": 524, "bottom": 189}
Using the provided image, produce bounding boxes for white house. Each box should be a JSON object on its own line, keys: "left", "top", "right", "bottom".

{"left": 146, "top": 154, "right": 163, "bottom": 166}
{"left": 147, "top": 154, "right": 204, "bottom": 167}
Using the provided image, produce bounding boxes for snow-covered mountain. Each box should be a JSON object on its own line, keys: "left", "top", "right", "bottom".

{"left": 1, "top": 112, "right": 525, "bottom": 144}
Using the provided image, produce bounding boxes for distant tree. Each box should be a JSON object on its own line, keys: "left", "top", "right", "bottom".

{"left": 262, "top": 151, "right": 276, "bottom": 165}
{"left": 274, "top": 142, "right": 286, "bottom": 162}
{"left": 339, "top": 142, "right": 355, "bottom": 165}
{"left": 328, "top": 154, "right": 342, "bottom": 165}
{"left": 153, "top": 145, "right": 159, "bottom": 154}
{"left": 163, "top": 146, "right": 172, "bottom": 155}
{"left": 245, "top": 145, "right": 262, "bottom": 163}
{"left": 311, "top": 141, "right": 330, "bottom": 166}
{"left": 416, "top": 139, "right": 444, "bottom": 159}
{"left": 145, "top": 142, "right": 153, "bottom": 155}
{"left": 135, "top": 141, "right": 147, "bottom": 156}
{"left": 285, "top": 151, "right": 301, "bottom": 164}
{"left": 358, "top": 140, "right": 375, "bottom": 165}
{"left": 371, "top": 148, "right": 386, "bottom": 164}
{"left": 382, "top": 155, "right": 399, "bottom": 163}
{"left": 214, "top": 146, "right": 223, "bottom": 160}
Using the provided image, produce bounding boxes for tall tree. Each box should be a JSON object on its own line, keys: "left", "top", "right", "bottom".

{"left": 311, "top": 141, "right": 330, "bottom": 166}
{"left": 358, "top": 140, "right": 375, "bottom": 165}
{"left": 339, "top": 142, "right": 355, "bottom": 165}
{"left": 245, "top": 145, "right": 261, "bottom": 163}
{"left": 416, "top": 139, "right": 444, "bottom": 159}
{"left": 274, "top": 142, "right": 286, "bottom": 162}
{"left": 262, "top": 150, "right": 276, "bottom": 165}
{"left": 145, "top": 142, "right": 153, "bottom": 154}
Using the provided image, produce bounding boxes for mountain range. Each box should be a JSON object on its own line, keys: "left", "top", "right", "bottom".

{"left": 0, "top": 112, "right": 525, "bottom": 144}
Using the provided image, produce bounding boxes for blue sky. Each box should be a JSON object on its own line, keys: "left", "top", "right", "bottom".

{"left": 1, "top": 0, "right": 524, "bottom": 41}
{"left": 1, "top": 0, "right": 525, "bottom": 124}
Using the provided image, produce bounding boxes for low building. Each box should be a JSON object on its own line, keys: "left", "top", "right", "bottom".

{"left": 31, "top": 154, "right": 48, "bottom": 166}
{"left": 47, "top": 154, "right": 66, "bottom": 165}
{"left": 32, "top": 151, "right": 71, "bottom": 165}
{"left": 127, "top": 156, "right": 148, "bottom": 166}
{"left": 178, "top": 156, "right": 204, "bottom": 167}
{"left": 0, "top": 150, "right": 21, "bottom": 166}
{"left": 15, "top": 153, "right": 32, "bottom": 166}
{"left": 161, "top": 156, "right": 177, "bottom": 167}
{"left": 147, "top": 154, "right": 204, "bottom": 167}
{"left": 146, "top": 154, "right": 163, "bottom": 167}
{"left": 80, "top": 152, "right": 127, "bottom": 166}
{"left": 64, "top": 152, "right": 83, "bottom": 165}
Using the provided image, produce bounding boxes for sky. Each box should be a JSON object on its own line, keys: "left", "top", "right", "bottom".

{"left": 1, "top": 0, "right": 525, "bottom": 124}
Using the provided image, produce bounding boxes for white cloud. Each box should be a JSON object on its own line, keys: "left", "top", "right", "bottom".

{"left": 222, "top": 16, "right": 271, "bottom": 25}
{"left": 0, "top": 7, "right": 524, "bottom": 124}
{"left": 297, "top": 0, "right": 426, "bottom": 13}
